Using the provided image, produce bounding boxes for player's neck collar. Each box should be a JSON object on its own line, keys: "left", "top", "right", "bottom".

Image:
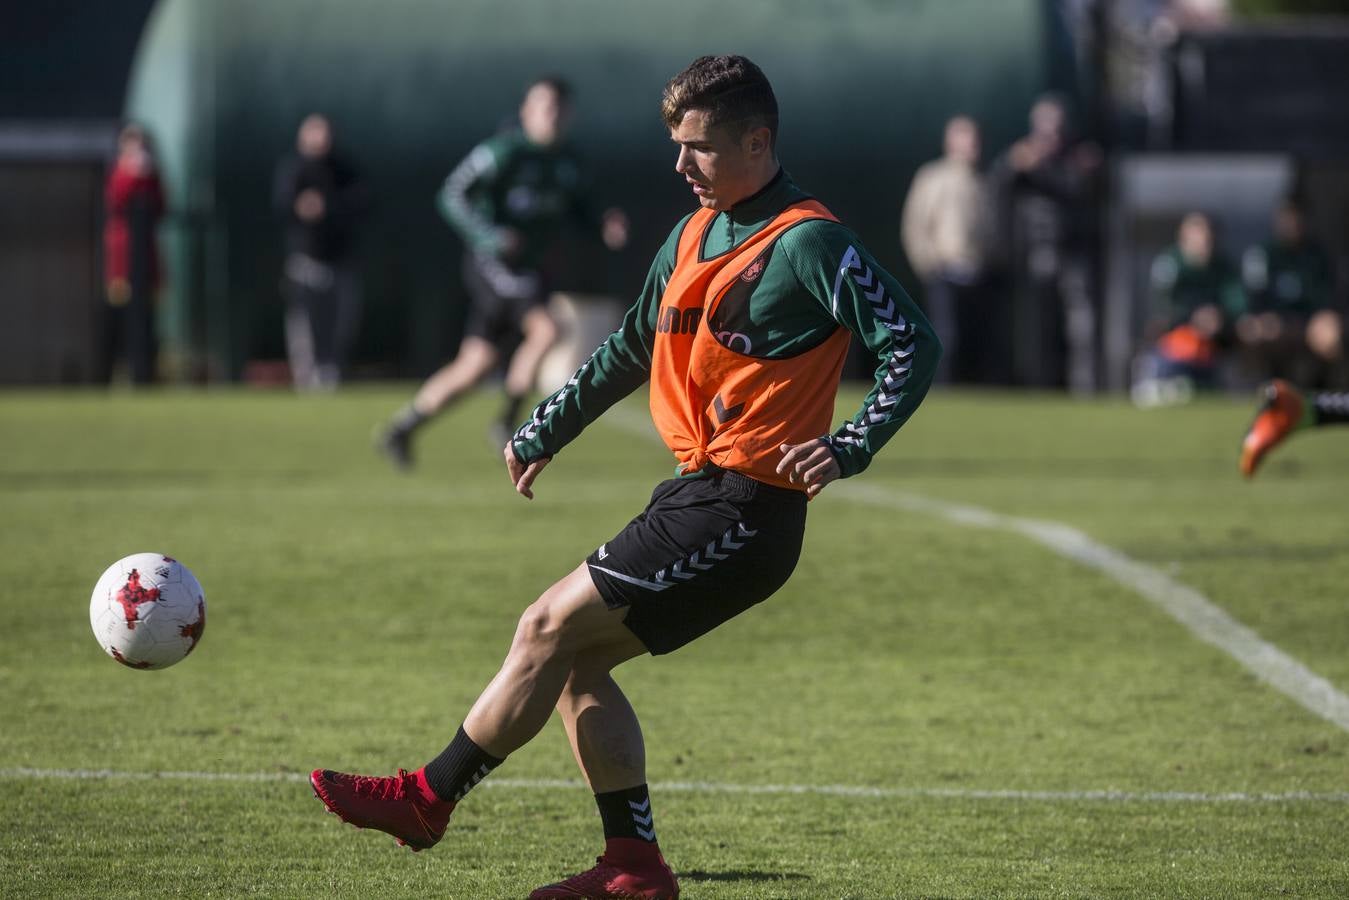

{"left": 725, "top": 167, "right": 787, "bottom": 224}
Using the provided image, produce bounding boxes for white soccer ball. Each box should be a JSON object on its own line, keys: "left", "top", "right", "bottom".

{"left": 89, "top": 553, "right": 206, "bottom": 670}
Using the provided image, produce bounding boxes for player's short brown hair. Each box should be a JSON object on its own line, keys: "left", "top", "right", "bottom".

{"left": 661, "top": 55, "right": 778, "bottom": 149}
{"left": 527, "top": 75, "right": 573, "bottom": 106}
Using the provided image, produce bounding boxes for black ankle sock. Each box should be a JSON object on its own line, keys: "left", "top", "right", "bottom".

{"left": 500, "top": 393, "right": 525, "bottom": 430}
{"left": 390, "top": 403, "right": 430, "bottom": 435}
{"left": 595, "top": 783, "right": 657, "bottom": 843}
{"left": 422, "top": 726, "right": 504, "bottom": 803}
{"left": 1312, "top": 391, "right": 1349, "bottom": 426}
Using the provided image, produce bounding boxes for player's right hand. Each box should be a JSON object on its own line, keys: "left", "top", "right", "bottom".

{"left": 505, "top": 443, "right": 551, "bottom": 500}
{"left": 295, "top": 188, "right": 326, "bottom": 222}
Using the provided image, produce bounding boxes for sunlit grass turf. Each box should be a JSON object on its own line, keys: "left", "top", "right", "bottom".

{"left": 1, "top": 384, "right": 1346, "bottom": 898}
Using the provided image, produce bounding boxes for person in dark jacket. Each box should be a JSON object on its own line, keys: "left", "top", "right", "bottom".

{"left": 991, "top": 94, "right": 1102, "bottom": 393}
{"left": 1237, "top": 199, "right": 1341, "bottom": 384}
{"left": 273, "top": 113, "right": 369, "bottom": 390}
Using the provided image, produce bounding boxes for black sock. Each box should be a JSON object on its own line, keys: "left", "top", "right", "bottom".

{"left": 595, "top": 783, "right": 657, "bottom": 843}
{"left": 1312, "top": 391, "right": 1349, "bottom": 426}
{"left": 500, "top": 393, "right": 525, "bottom": 430}
{"left": 422, "top": 726, "right": 504, "bottom": 803}
{"left": 389, "top": 402, "right": 430, "bottom": 436}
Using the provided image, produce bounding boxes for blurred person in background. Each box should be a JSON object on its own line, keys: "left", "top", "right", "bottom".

{"left": 1237, "top": 198, "right": 1342, "bottom": 385}
{"left": 377, "top": 76, "right": 628, "bottom": 470}
{"left": 99, "top": 123, "right": 165, "bottom": 385}
{"left": 1240, "top": 379, "right": 1349, "bottom": 477}
{"left": 991, "top": 93, "right": 1102, "bottom": 394}
{"left": 273, "top": 113, "right": 369, "bottom": 391}
{"left": 1133, "top": 211, "right": 1246, "bottom": 406}
{"left": 901, "top": 115, "right": 997, "bottom": 384}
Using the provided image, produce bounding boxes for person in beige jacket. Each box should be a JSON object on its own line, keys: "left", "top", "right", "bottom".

{"left": 901, "top": 115, "right": 994, "bottom": 384}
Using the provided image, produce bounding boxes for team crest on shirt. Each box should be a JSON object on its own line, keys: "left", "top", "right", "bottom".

{"left": 739, "top": 254, "right": 768, "bottom": 283}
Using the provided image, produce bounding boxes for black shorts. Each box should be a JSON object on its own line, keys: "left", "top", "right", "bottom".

{"left": 461, "top": 252, "right": 548, "bottom": 349}
{"left": 587, "top": 467, "right": 808, "bottom": 655}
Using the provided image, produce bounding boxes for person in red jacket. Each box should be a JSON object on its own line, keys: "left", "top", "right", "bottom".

{"left": 100, "top": 123, "right": 166, "bottom": 385}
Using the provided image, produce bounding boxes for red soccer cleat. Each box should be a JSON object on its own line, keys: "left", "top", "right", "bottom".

{"left": 1240, "top": 379, "right": 1306, "bottom": 479}
{"left": 530, "top": 841, "right": 679, "bottom": 899}
{"left": 309, "top": 767, "right": 453, "bottom": 851}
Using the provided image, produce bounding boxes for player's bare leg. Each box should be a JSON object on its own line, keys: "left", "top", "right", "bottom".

{"left": 495, "top": 306, "right": 560, "bottom": 444}
{"left": 557, "top": 643, "right": 648, "bottom": 793}
{"left": 504, "top": 307, "right": 560, "bottom": 400}
{"left": 462, "top": 564, "right": 637, "bottom": 757}
{"left": 378, "top": 336, "right": 499, "bottom": 469}
{"left": 414, "top": 335, "right": 500, "bottom": 415}
{"left": 311, "top": 565, "right": 638, "bottom": 851}
{"left": 529, "top": 628, "right": 679, "bottom": 898}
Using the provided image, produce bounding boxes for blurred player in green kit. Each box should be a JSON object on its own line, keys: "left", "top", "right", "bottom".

{"left": 379, "top": 76, "right": 627, "bottom": 468}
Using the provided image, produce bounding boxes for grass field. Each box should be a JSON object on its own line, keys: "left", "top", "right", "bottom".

{"left": 2, "top": 384, "right": 1347, "bottom": 899}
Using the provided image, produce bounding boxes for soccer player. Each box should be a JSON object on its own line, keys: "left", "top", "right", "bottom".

{"left": 1134, "top": 212, "right": 1246, "bottom": 406}
{"left": 1237, "top": 199, "right": 1341, "bottom": 383}
{"left": 313, "top": 55, "right": 940, "bottom": 899}
{"left": 378, "top": 76, "right": 627, "bottom": 468}
{"left": 1240, "top": 379, "right": 1349, "bottom": 477}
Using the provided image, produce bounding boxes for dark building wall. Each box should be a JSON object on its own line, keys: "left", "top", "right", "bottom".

{"left": 0, "top": 1, "right": 157, "bottom": 118}
{"left": 0, "top": 3, "right": 158, "bottom": 384}
{"left": 0, "top": 162, "right": 104, "bottom": 383}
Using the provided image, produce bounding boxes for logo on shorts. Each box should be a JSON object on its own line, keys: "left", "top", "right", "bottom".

{"left": 596, "top": 544, "right": 609, "bottom": 560}
{"left": 590, "top": 522, "right": 760, "bottom": 593}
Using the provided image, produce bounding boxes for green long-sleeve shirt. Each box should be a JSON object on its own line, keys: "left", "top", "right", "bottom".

{"left": 436, "top": 130, "right": 595, "bottom": 268}
{"left": 510, "top": 170, "right": 941, "bottom": 479}
{"left": 1150, "top": 246, "right": 1246, "bottom": 329}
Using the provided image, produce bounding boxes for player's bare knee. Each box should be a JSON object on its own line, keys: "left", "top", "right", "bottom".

{"left": 521, "top": 310, "right": 558, "bottom": 346}
{"left": 512, "top": 591, "right": 590, "bottom": 655}
{"left": 511, "top": 602, "right": 563, "bottom": 655}
{"left": 531, "top": 317, "right": 558, "bottom": 347}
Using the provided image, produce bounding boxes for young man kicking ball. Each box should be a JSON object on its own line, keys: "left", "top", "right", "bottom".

{"left": 312, "top": 55, "right": 940, "bottom": 899}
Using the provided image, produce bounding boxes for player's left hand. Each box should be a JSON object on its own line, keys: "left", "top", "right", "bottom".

{"left": 777, "top": 439, "right": 840, "bottom": 499}
{"left": 505, "top": 442, "right": 551, "bottom": 500}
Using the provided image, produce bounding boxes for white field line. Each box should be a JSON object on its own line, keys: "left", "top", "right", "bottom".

{"left": 599, "top": 407, "right": 1349, "bottom": 733}
{"left": 3, "top": 768, "right": 1347, "bottom": 804}
{"left": 837, "top": 482, "right": 1349, "bottom": 734}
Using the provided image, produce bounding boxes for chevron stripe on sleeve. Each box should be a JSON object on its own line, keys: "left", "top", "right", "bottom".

{"left": 810, "top": 237, "right": 940, "bottom": 477}
{"left": 436, "top": 141, "right": 501, "bottom": 254}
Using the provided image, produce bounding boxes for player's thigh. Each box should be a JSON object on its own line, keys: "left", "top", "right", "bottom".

{"left": 458, "top": 334, "right": 499, "bottom": 365}
{"left": 517, "top": 563, "right": 647, "bottom": 656}
{"left": 519, "top": 305, "right": 558, "bottom": 344}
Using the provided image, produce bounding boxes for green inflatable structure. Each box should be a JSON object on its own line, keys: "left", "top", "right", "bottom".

{"left": 126, "top": 0, "right": 1070, "bottom": 380}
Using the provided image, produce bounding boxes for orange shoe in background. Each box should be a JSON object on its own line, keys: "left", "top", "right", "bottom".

{"left": 1240, "top": 379, "right": 1306, "bottom": 479}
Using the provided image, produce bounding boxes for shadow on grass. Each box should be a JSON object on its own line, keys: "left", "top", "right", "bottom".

{"left": 681, "top": 869, "right": 810, "bottom": 885}
{"left": 0, "top": 469, "right": 321, "bottom": 489}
